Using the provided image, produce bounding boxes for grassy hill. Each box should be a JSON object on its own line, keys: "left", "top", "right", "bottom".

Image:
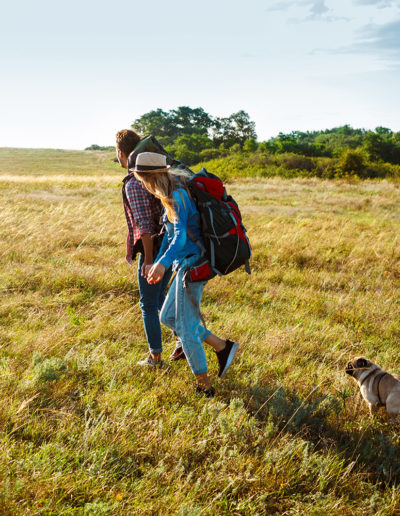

{"left": 1, "top": 148, "right": 400, "bottom": 514}
{"left": 0, "top": 148, "right": 119, "bottom": 176}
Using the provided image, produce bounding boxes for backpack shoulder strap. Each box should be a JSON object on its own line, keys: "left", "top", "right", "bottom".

{"left": 175, "top": 188, "right": 206, "bottom": 256}
{"left": 187, "top": 228, "right": 206, "bottom": 255}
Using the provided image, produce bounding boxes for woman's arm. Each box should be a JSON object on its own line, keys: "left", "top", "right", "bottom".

{"left": 154, "top": 228, "right": 169, "bottom": 264}
{"left": 154, "top": 190, "right": 189, "bottom": 270}
{"left": 147, "top": 190, "right": 189, "bottom": 284}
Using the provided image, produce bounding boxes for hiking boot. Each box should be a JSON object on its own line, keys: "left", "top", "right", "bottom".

{"left": 196, "top": 386, "right": 215, "bottom": 398}
{"left": 215, "top": 340, "right": 239, "bottom": 378}
{"left": 137, "top": 355, "right": 164, "bottom": 368}
{"left": 169, "top": 345, "right": 186, "bottom": 361}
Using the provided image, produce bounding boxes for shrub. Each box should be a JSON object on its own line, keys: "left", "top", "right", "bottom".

{"left": 198, "top": 148, "right": 226, "bottom": 161}
{"left": 278, "top": 153, "right": 316, "bottom": 172}
{"left": 313, "top": 157, "right": 337, "bottom": 178}
{"left": 365, "top": 162, "right": 400, "bottom": 179}
{"left": 336, "top": 149, "right": 366, "bottom": 177}
{"left": 31, "top": 353, "right": 67, "bottom": 385}
{"left": 229, "top": 143, "right": 242, "bottom": 153}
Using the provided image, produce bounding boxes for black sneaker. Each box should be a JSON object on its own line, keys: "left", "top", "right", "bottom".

{"left": 196, "top": 386, "right": 215, "bottom": 398}
{"left": 169, "top": 345, "right": 186, "bottom": 361}
{"left": 215, "top": 340, "right": 239, "bottom": 378}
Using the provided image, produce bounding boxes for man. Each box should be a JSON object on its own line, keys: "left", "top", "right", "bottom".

{"left": 116, "top": 129, "right": 184, "bottom": 365}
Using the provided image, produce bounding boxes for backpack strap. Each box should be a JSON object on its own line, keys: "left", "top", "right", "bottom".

{"left": 187, "top": 228, "right": 206, "bottom": 255}
{"left": 175, "top": 188, "right": 207, "bottom": 256}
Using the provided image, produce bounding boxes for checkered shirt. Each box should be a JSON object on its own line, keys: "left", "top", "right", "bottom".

{"left": 122, "top": 174, "right": 162, "bottom": 264}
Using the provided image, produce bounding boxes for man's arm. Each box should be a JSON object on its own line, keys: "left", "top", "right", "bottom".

{"left": 125, "top": 178, "right": 158, "bottom": 274}
{"left": 140, "top": 233, "right": 153, "bottom": 278}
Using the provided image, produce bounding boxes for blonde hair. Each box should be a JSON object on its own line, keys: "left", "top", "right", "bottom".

{"left": 135, "top": 168, "right": 191, "bottom": 222}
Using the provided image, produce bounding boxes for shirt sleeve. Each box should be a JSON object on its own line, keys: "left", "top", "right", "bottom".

{"left": 156, "top": 190, "right": 188, "bottom": 269}
{"left": 154, "top": 230, "right": 169, "bottom": 264}
{"left": 125, "top": 179, "right": 156, "bottom": 236}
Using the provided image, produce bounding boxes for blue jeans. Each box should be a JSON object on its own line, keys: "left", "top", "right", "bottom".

{"left": 160, "top": 256, "right": 211, "bottom": 374}
{"left": 137, "top": 253, "right": 172, "bottom": 355}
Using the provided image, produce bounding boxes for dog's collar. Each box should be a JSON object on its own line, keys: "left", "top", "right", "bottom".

{"left": 359, "top": 369, "right": 377, "bottom": 387}
{"left": 375, "top": 372, "right": 389, "bottom": 406}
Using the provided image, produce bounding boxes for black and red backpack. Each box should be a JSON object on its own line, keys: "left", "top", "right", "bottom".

{"left": 184, "top": 168, "right": 251, "bottom": 283}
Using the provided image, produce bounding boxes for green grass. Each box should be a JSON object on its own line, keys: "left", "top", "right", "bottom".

{"left": 0, "top": 147, "right": 119, "bottom": 176}
{"left": 1, "top": 149, "right": 400, "bottom": 514}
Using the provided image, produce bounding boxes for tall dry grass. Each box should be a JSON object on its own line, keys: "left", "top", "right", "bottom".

{"left": 1, "top": 150, "right": 400, "bottom": 514}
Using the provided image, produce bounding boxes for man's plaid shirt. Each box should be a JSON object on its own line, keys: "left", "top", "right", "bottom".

{"left": 122, "top": 174, "right": 162, "bottom": 264}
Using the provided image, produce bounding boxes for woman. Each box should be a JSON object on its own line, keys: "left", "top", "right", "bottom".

{"left": 133, "top": 152, "right": 239, "bottom": 397}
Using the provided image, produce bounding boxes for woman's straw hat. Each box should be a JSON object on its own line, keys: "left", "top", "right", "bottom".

{"left": 134, "top": 152, "right": 170, "bottom": 173}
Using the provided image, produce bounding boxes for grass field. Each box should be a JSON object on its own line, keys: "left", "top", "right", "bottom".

{"left": 1, "top": 148, "right": 400, "bottom": 515}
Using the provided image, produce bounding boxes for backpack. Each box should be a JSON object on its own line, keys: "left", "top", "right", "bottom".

{"left": 184, "top": 168, "right": 251, "bottom": 284}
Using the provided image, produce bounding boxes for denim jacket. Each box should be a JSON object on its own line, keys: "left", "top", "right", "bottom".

{"left": 155, "top": 188, "right": 204, "bottom": 271}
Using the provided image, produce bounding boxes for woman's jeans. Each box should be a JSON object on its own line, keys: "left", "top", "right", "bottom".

{"left": 160, "top": 256, "right": 211, "bottom": 374}
{"left": 137, "top": 253, "right": 172, "bottom": 355}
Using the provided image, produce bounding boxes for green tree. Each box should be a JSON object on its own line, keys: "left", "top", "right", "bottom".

{"left": 172, "top": 133, "right": 213, "bottom": 153}
{"left": 243, "top": 138, "right": 258, "bottom": 152}
{"left": 363, "top": 132, "right": 386, "bottom": 162}
{"left": 171, "top": 107, "right": 213, "bottom": 136}
{"left": 375, "top": 126, "right": 393, "bottom": 138}
{"left": 168, "top": 133, "right": 214, "bottom": 165}
{"left": 131, "top": 108, "right": 175, "bottom": 145}
{"left": 132, "top": 106, "right": 213, "bottom": 146}
{"left": 212, "top": 110, "right": 257, "bottom": 147}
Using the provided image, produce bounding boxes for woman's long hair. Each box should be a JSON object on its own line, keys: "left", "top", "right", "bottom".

{"left": 134, "top": 168, "right": 191, "bottom": 222}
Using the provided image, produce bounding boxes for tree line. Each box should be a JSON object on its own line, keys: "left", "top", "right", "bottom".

{"left": 130, "top": 108, "right": 400, "bottom": 169}
{"left": 85, "top": 107, "right": 400, "bottom": 176}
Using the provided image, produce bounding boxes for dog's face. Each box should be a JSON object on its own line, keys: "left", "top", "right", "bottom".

{"left": 345, "top": 357, "right": 374, "bottom": 379}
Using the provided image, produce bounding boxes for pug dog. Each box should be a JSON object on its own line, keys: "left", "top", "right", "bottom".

{"left": 345, "top": 357, "right": 400, "bottom": 423}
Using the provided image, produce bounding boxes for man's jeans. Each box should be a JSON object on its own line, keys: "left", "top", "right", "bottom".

{"left": 137, "top": 253, "right": 172, "bottom": 355}
{"left": 160, "top": 256, "right": 211, "bottom": 374}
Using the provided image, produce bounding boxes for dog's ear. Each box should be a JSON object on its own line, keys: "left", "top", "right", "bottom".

{"left": 356, "top": 358, "right": 368, "bottom": 369}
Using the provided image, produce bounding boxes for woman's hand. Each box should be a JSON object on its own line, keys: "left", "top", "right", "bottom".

{"left": 147, "top": 262, "right": 166, "bottom": 284}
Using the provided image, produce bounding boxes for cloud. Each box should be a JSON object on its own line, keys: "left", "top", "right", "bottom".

{"left": 308, "top": 0, "right": 330, "bottom": 18}
{"left": 267, "top": 0, "right": 349, "bottom": 22}
{"left": 265, "top": 1, "right": 294, "bottom": 11}
{"left": 265, "top": 0, "right": 310, "bottom": 12}
{"left": 314, "top": 19, "right": 400, "bottom": 64}
{"left": 304, "top": 0, "right": 349, "bottom": 21}
{"left": 357, "top": 19, "right": 400, "bottom": 54}
{"left": 353, "top": 0, "right": 395, "bottom": 8}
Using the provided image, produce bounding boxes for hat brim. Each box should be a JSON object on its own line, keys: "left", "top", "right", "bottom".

{"left": 131, "top": 166, "right": 170, "bottom": 174}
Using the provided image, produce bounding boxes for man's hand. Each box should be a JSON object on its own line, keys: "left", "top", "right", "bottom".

{"left": 147, "top": 263, "right": 166, "bottom": 284}
{"left": 144, "top": 264, "right": 153, "bottom": 278}
{"left": 141, "top": 261, "right": 153, "bottom": 279}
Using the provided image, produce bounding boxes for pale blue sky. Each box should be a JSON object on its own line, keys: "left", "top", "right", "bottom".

{"left": 1, "top": 0, "right": 399, "bottom": 149}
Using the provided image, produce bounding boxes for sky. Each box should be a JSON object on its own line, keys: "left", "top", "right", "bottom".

{"left": 1, "top": 0, "right": 400, "bottom": 149}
